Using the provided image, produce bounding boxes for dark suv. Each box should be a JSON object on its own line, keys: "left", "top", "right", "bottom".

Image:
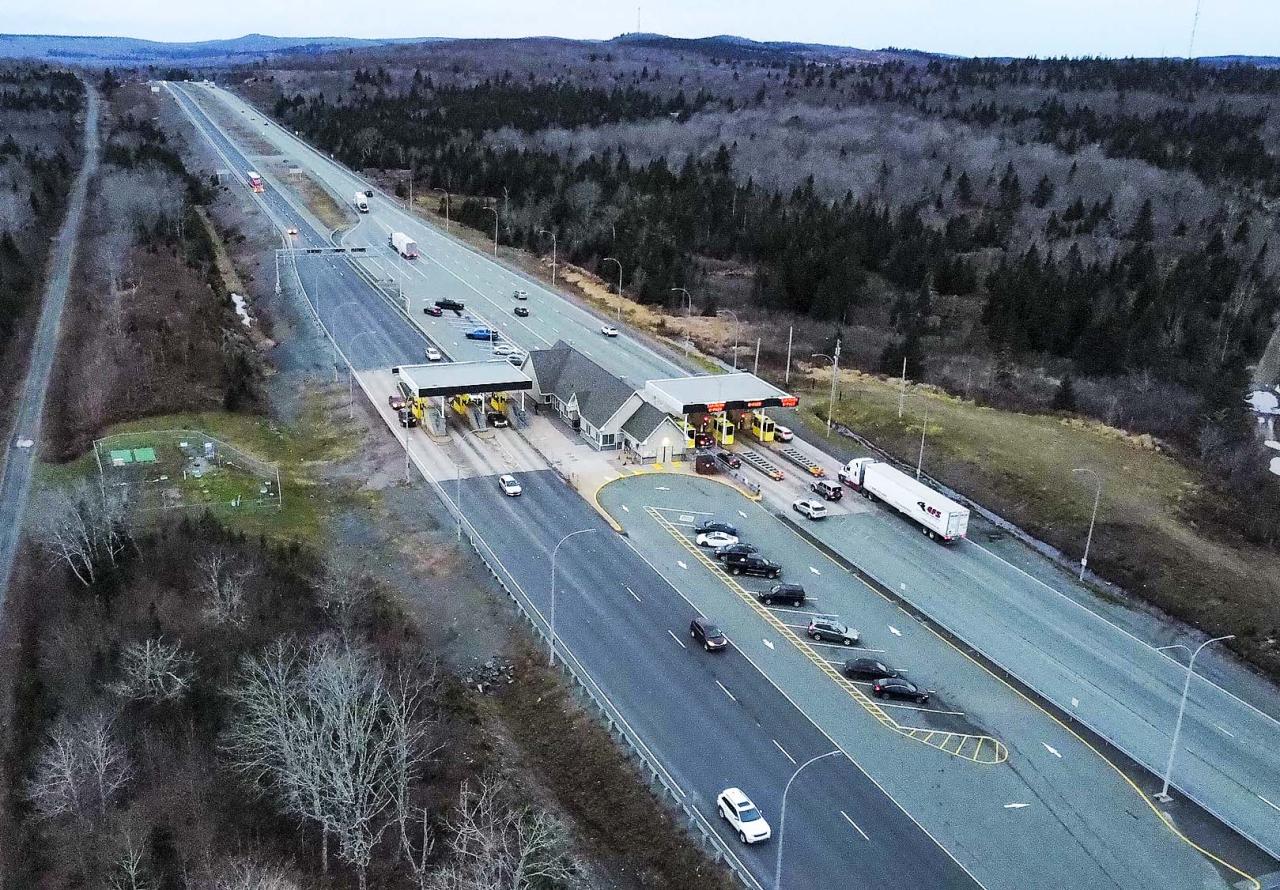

{"left": 724, "top": 554, "right": 781, "bottom": 579}
{"left": 810, "top": 479, "right": 844, "bottom": 501}
{"left": 435, "top": 298, "right": 465, "bottom": 311}
{"left": 758, "top": 583, "right": 805, "bottom": 607}
{"left": 714, "top": 542, "right": 758, "bottom": 561}
{"left": 689, "top": 617, "right": 728, "bottom": 651}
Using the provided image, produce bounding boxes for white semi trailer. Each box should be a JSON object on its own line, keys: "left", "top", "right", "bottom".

{"left": 354, "top": 191, "right": 369, "bottom": 212}
{"left": 838, "top": 457, "right": 969, "bottom": 542}
{"left": 390, "top": 231, "right": 418, "bottom": 258}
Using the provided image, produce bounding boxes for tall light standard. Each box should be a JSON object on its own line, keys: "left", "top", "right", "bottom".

{"left": 347, "top": 330, "right": 380, "bottom": 418}
{"left": 483, "top": 205, "right": 498, "bottom": 256}
{"left": 811, "top": 352, "right": 837, "bottom": 436}
{"left": 604, "top": 257, "right": 623, "bottom": 320}
{"left": 330, "top": 299, "right": 365, "bottom": 382}
{"left": 916, "top": 399, "right": 929, "bottom": 480}
{"left": 670, "top": 287, "right": 692, "bottom": 315}
{"left": 549, "top": 528, "right": 604, "bottom": 666}
{"left": 773, "top": 750, "right": 841, "bottom": 890}
{"left": 1153, "top": 635, "right": 1234, "bottom": 803}
{"left": 718, "top": 309, "right": 741, "bottom": 369}
{"left": 1071, "top": 468, "right": 1102, "bottom": 582}
{"left": 433, "top": 187, "right": 450, "bottom": 233}
{"left": 539, "top": 229, "right": 558, "bottom": 284}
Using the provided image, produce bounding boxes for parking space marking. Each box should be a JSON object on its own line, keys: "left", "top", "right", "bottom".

{"left": 880, "top": 701, "right": 965, "bottom": 716}
{"left": 1004, "top": 803, "right": 1030, "bottom": 810}
{"left": 626, "top": 585, "right": 641, "bottom": 603}
{"left": 716, "top": 680, "right": 738, "bottom": 702}
{"left": 668, "top": 630, "right": 686, "bottom": 649}
{"left": 773, "top": 739, "right": 797, "bottom": 765}
{"left": 840, "top": 810, "right": 870, "bottom": 841}
{"left": 1258, "top": 794, "right": 1280, "bottom": 813}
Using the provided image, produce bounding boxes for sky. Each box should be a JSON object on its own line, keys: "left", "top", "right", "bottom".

{"left": 7, "top": 0, "right": 1279, "bottom": 58}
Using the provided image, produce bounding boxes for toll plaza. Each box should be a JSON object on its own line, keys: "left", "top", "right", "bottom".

{"left": 392, "top": 360, "right": 533, "bottom": 435}
{"left": 642, "top": 373, "right": 799, "bottom": 448}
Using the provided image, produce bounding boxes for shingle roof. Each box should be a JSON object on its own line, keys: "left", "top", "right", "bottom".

{"left": 528, "top": 341, "right": 638, "bottom": 428}
{"left": 621, "top": 401, "right": 670, "bottom": 442}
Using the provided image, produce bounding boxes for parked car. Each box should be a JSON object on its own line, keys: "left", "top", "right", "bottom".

{"left": 505, "top": 352, "right": 525, "bottom": 366}
{"left": 487, "top": 412, "right": 510, "bottom": 428}
{"left": 715, "top": 450, "right": 740, "bottom": 469}
{"left": 758, "top": 583, "right": 806, "bottom": 607}
{"left": 714, "top": 542, "right": 758, "bottom": 561}
{"left": 724, "top": 554, "right": 782, "bottom": 579}
{"left": 689, "top": 617, "right": 728, "bottom": 651}
{"left": 513, "top": 289, "right": 528, "bottom": 300}
{"left": 425, "top": 346, "right": 442, "bottom": 362}
{"left": 435, "top": 298, "right": 465, "bottom": 311}
{"left": 465, "top": 328, "right": 498, "bottom": 341}
{"left": 493, "top": 344, "right": 514, "bottom": 357}
{"left": 793, "top": 499, "right": 829, "bottom": 520}
{"left": 842, "top": 658, "right": 900, "bottom": 681}
{"left": 696, "top": 530, "right": 738, "bottom": 548}
{"left": 775, "top": 425, "right": 794, "bottom": 442}
{"left": 695, "top": 519, "right": 738, "bottom": 536}
{"left": 424, "top": 305, "right": 443, "bottom": 317}
{"left": 513, "top": 306, "right": 530, "bottom": 317}
{"left": 498, "top": 474, "right": 522, "bottom": 497}
{"left": 807, "top": 617, "right": 859, "bottom": 646}
{"left": 872, "top": 677, "right": 930, "bottom": 704}
{"left": 601, "top": 325, "right": 619, "bottom": 337}
{"left": 810, "top": 479, "right": 843, "bottom": 501}
{"left": 717, "top": 788, "right": 771, "bottom": 844}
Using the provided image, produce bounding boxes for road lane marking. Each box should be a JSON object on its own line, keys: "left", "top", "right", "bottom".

{"left": 1215, "top": 723, "right": 1235, "bottom": 738}
{"left": 1042, "top": 743, "right": 1062, "bottom": 758}
{"left": 1004, "top": 803, "right": 1030, "bottom": 809}
{"left": 667, "top": 630, "right": 686, "bottom": 649}
{"left": 763, "top": 639, "right": 775, "bottom": 650}
{"left": 621, "top": 504, "right": 629, "bottom": 513}
{"left": 738, "top": 510, "right": 748, "bottom": 518}
{"left": 840, "top": 810, "right": 870, "bottom": 840}
{"left": 625, "top": 585, "right": 641, "bottom": 603}
{"left": 716, "top": 680, "right": 737, "bottom": 703}
{"left": 655, "top": 485, "right": 670, "bottom": 491}
{"left": 773, "top": 739, "right": 796, "bottom": 764}
{"left": 679, "top": 514, "right": 695, "bottom": 523}
{"left": 1259, "top": 794, "right": 1280, "bottom": 813}
{"left": 677, "top": 560, "right": 687, "bottom": 570}
{"left": 889, "top": 626, "right": 902, "bottom": 637}
{"left": 809, "top": 566, "right": 821, "bottom": 575}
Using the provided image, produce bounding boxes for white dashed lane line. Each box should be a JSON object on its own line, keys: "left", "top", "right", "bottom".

{"left": 773, "top": 739, "right": 796, "bottom": 764}
{"left": 716, "top": 680, "right": 738, "bottom": 703}
{"left": 840, "top": 810, "right": 870, "bottom": 841}
{"left": 668, "top": 630, "right": 686, "bottom": 649}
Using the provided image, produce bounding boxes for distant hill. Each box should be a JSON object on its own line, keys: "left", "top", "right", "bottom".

{"left": 608, "top": 32, "right": 942, "bottom": 64}
{"left": 0, "top": 33, "right": 444, "bottom": 67}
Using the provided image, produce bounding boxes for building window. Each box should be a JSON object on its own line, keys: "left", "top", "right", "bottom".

{"left": 601, "top": 433, "right": 615, "bottom": 447}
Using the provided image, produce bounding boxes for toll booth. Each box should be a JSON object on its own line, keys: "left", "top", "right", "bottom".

{"left": 749, "top": 410, "right": 775, "bottom": 443}
{"left": 711, "top": 413, "right": 735, "bottom": 446}
{"left": 489, "top": 392, "right": 509, "bottom": 413}
{"left": 680, "top": 419, "right": 697, "bottom": 449}
{"left": 393, "top": 361, "right": 533, "bottom": 438}
{"left": 449, "top": 394, "right": 474, "bottom": 417}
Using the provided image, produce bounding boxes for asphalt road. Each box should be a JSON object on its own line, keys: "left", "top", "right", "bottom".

{"left": 0, "top": 84, "right": 99, "bottom": 608}
{"left": 459, "top": 470, "right": 980, "bottom": 890}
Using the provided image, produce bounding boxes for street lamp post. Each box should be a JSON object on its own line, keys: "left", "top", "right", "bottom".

{"left": 1153, "top": 635, "right": 1234, "bottom": 803}
{"left": 330, "top": 299, "right": 364, "bottom": 382}
{"left": 433, "top": 187, "right": 450, "bottom": 233}
{"left": 810, "top": 349, "right": 838, "bottom": 436}
{"left": 1071, "top": 468, "right": 1102, "bottom": 582}
{"left": 718, "top": 309, "right": 740, "bottom": 369}
{"left": 604, "top": 257, "right": 623, "bottom": 320}
{"left": 483, "top": 205, "right": 498, "bottom": 256}
{"left": 347, "top": 330, "right": 380, "bottom": 418}
{"left": 539, "top": 229, "right": 558, "bottom": 285}
{"left": 916, "top": 400, "right": 929, "bottom": 480}
{"left": 549, "top": 528, "right": 603, "bottom": 666}
{"left": 773, "top": 750, "right": 841, "bottom": 890}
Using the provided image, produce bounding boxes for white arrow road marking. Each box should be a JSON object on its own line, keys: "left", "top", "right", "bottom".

{"left": 679, "top": 515, "right": 694, "bottom": 523}
{"left": 738, "top": 510, "right": 748, "bottom": 518}
{"left": 621, "top": 504, "right": 630, "bottom": 513}
{"left": 716, "top": 681, "right": 737, "bottom": 703}
{"left": 900, "top": 583, "right": 907, "bottom": 590}
{"left": 1071, "top": 697, "right": 1079, "bottom": 708}
{"left": 667, "top": 630, "right": 686, "bottom": 649}
{"left": 655, "top": 485, "right": 670, "bottom": 491}
{"left": 677, "top": 561, "right": 687, "bottom": 570}
{"left": 809, "top": 566, "right": 821, "bottom": 575}
{"left": 1004, "top": 803, "right": 1030, "bottom": 810}
{"left": 763, "top": 639, "right": 775, "bottom": 650}
{"left": 889, "top": 626, "right": 902, "bottom": 637}
{"left": 840, "top": 811, "right": 870, "bottom": 841}
{"left": 1042, "top": 743, "right": 1062, "bottom": 758}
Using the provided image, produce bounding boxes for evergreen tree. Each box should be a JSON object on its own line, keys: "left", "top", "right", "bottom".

{"left": 1051, "top": 375, "right": 1078, "bottom": 411}
{"left": 1128, "top": 199, "right": 1154, "bottom": 242}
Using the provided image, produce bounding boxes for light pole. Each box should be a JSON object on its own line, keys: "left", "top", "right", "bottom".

{"left": 549, "top": 528, "right": 604, "bottom": 666}
{"left": 1071, "top": 468, "right": 1101, "bottom": 582}
{"left": 773, "top": 750, "right": 841, "bottom": 890}
{"left": 916, "top": 400, "right": 929, "bottom": 480}
{"left": 347, "top": 330, "right": 380, "bottom": 418}
{"left": 1153, "top": 635, "right": 1234, "bottom": 803}
{"left": 330, "top": 299, "right": 364, "bottom": 382}
{"left": 811, "top": 352, "right": 836, "bottom": 435}
{"left": 604, "top": 257, "right": 623, "bottom": 320}
{"left": 670, "top": 287, "right": 692, "bottom": 315}
{"left": 539, "top": 229, "right": 557, "bottom": 285}
{"left": 718, "top": 309, "right": 740, "bottom": 369}
{"left": 433, "top": 187, "right": 450, "bottom": 233}
{"left": 784, "top": 325, "right": 793, "bottom": 386}
{"left": 483, "top": 205, "right": 498, "bottom": 256}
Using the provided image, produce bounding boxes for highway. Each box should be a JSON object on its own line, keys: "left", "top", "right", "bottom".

{"left": 165, "top": 81, "right": 1279, "bottom": 887}
{"left": 0, "top": 85, "right": 99, "bottom": 610}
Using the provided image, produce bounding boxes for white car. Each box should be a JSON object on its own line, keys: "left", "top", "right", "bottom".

{"left": 498, "top": 474, "right": 522, "bottom": 497}
{"left": 493, "top": 344, "right": 514, "bottom": 357}
{"left": 601, "top": 325, "right": 619, "bottom": 337}
{"left": 717, "top": 788, "right": 771, "bottom": 844}
{"left": 793, "top": 499, "right": 828, "bottom": 520}
{"left": 513, "top": 289, "right": 529, "bottom": 300}
{"left": 425, "top": 346, "right": 442, "bottom": 361}
{"left": 696, "top": 530, "right": 739, "bottom": 548}
{"left": 775, "top": 425, "right": 794, "bottom": 442}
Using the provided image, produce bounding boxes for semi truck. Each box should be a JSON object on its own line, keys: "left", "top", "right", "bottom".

{"left": 390, "top": 231, "right": 418, "bottom": 258}
{"left": 838, "top": 458, "right": 969, "bottom": 542}
{"left": 354, "top": 191, "right": 369, "bottom": 213}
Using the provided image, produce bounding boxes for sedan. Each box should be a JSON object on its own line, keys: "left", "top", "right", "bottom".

{"left": 872, "top": 677, "right": 930, "bottom": 704}
{"left": 793, "top": 499, "right": 828, "bottom": 520}
{"left": 843, "top": 658, "right": 900, "bottom": 681}
{"left": 694, "top": 519, "right": 738, "bottom": 537}
{"left": 424, "top": 305, "right": 443, "bottom": 317}
{"left": 601, "top": 325, "right": 619, "bottom": 337}
{"left": 513, "top": 306, "right": 530, "bottom": 317}
{"left": 715, "top": 450, "right": 740, "bottom": 469}
{"left": 714, "top": 542, "right": 758, "bottom": 561}
{"left": 487, "top": 412, "right": 510, "bottom": 428}
{"left": 388, "top": 394, "right": 408, "bottom": 411}
{"left": 775, "top": 425, "right": 794, "bottom": 442}
{"left": 689, "top": 617, "right": 728, "bottom": 651}
{"left": 513, "top": 289, "right": 529, "bottom": 300}
{"left": 808, "top": 617, "right": 859, "bottom": 646}
{"left": 493, "top": 344, "right": 514, "bottom": 357}
{"left": 696, "top": 530, "right": 738, "bottom": 549}
{"left": 286, "top": 226, "right": 298, "bottom": 236}
{"left": 717, "top": 788, "right": 771, "bottom": 844}
{"left": 425, "top": 346, "right": 442, "bottom": 362}
{"left": 498, "top": 474, "right": 522, "bottom": 497}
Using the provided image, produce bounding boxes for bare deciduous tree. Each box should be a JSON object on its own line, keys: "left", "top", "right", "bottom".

{"left": 315, "top": 553, "right": 375, "bottom": 634}
{"left": 26, "top": 709, "right": 132, "bottom": 825}
{"left": 30, "top": 480, "right": 130, "bottom": 587}
{"left": 109, "top": 828, "right": 156, "bottom": 890}
{"left": 198, "top": 550, "right": 256, "bottom": 627}
{"left": 108, "top": 637, "right": 196, "bottom": 703}
{"left": 191, "top": 854, "right": 301, "bottom": 890}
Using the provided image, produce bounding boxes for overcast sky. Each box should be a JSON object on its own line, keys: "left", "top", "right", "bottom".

{"left": 8, "top": 0, "right": 1279, "bottom": 58}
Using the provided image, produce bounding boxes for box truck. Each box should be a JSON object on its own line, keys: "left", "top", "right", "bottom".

{"left": 354, "top": 191, "right": 369, "bottom": 213}
{"left": 838, "top": 458, "right": 969, "bottom": 542}
{"left": 246, "top": 171, "right": 264, "bottom": 193}
{"left": 390, "top": 232, "right": 418, "bottom": 258}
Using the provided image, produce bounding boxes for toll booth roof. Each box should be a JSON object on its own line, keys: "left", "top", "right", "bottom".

{"left": 394, "top": 360, "right": 533, "bottom": 398}
{"left": 643, "top": 373, "right": 798, "bottom": 416}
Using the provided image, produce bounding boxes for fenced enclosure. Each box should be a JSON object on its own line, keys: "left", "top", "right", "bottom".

{"left": 93, "top": 430, "right": 281, "bottom": 516}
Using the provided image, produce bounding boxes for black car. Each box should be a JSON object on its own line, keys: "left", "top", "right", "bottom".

{"left": 363, "top": 189, "right": 374, "bottom": 198}
{"left": 715, "top": 450, "right": 741, "bottom": 469}
{"left": 689, "top": 617, "right": 728, "bottom": 651}
{"left": 694, "top": 432, "right": 715, "bottom": 449}
{"left": 810, "top": 479, "right": 844, "bottom": 501}
{"left": 695, "top": 519, "right": 738, "bottom": 537}
{"left": 435, "top": 298, "right": 465, "bottom": 311}
{"left": 872, "top": 677, "right": 930, "bottom": 704}
{"left": 424, "top": 305, "right": 443, "bottom": 317}
{"left": 758, "top": 583, "right": 805, "bottom": 607}
{"left": 724, "top": 554, "right": 781, "bottom": 579}
{"left": 396, "top": 408, "right": 417, "bottom": 428}
{"left": 842, "top": 658, "right": 900, "bottom": 681}
{"left": 487, "top": 412, "right": 510, "bottom": 428}
{"left": 513, "top": 306, "right": 530, "bottom": 317}
{"left": 714, "top": 542, "right": 758, "bottom": 561}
